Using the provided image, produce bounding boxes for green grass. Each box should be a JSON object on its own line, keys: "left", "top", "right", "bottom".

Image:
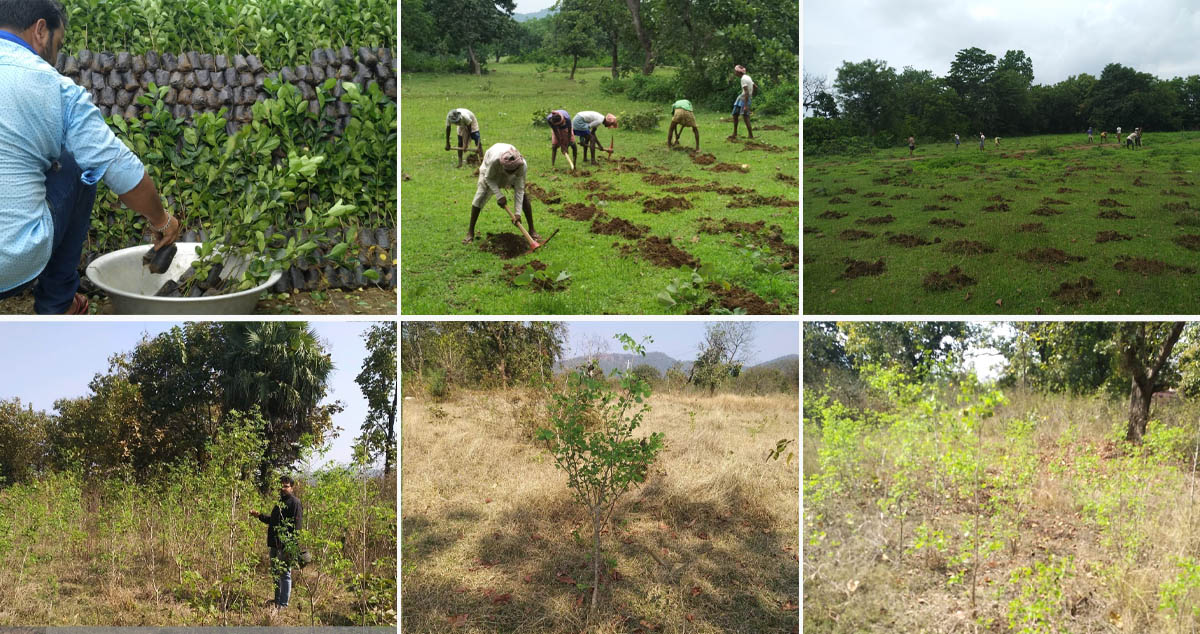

{"left": 401, "top": 63, "right": 798, "bottom": 315}
{"left": 804, "top": 131, "right": 1200, "bottom": 314}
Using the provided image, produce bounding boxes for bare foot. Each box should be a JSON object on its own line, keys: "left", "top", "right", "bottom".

{"left": 531, "top": 232, "right": 543, "bottom": 241}
{"left": 462, "top": 235, "right": 474, "bottom": 245}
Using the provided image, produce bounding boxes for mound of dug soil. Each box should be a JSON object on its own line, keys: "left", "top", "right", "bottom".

{"left": 1164, "top": 202, "right": 1193, "bottom": 212}
{"left": 590, "top": 217, "right": 647, "bottom": 240}
{"left": 1174, "top": 234, "right": 1200, "bottom": 251}
{"left": 622, "top": 236, "right": 698, "bottom": 269}
{"left": 690, "top": 153, "right": 716, "bottom": 165}
{"left": 728, "top": 195, "right": 797, "bottom": 209}
{"left": 643, "top": 173, "right": 696, "bottom": 185}
{"left": 1114, "top": 257, "right": 1196, "bottom": 275}
{"left": 479, "top": 232, "right": 529, "bottom": 259}
{"left": 1097, "top": 210, "right": 1135, "bottom": 220}
{"left": 709, "top": 163, "right": 749, "bottom": 173}
{"left": 643, "top": 196, "right": 692, "bottom": 214}
{"left": 939, "top": 195, "right": 963, "bottom": 202}
{"left": 923, "top": 205, "right": 950, "bottom": 211}
{"left": 842, "top": 258, "right": 885, "bottom": 279}
{"left": 556, "top": 203, "right": 605, "bottom": 221}
{"left": 577, "top": 180, "right": 611, "bottom": 192}
{"left": 502, "top": 259, "right": 547, "bottom": 283}
{"left": 775, "top": 172, "right": 798, "bottom": 185}
{"left": 818, "top": 210, "right": 847, "bottom": 220}
{"left": 982, "top": 203, "right": 1011, "bottom": 212}
{"left": 1018, "top": 248, "right": 1085, "bottom": 265}
{"left": 1019, "top": 223, "right": 1047, "bottom": 232}
{"left": 888, "top": 234, "right": 931, "bottom": 247}
{"left": 1051, "top": 277, "right": 1101, "bottom": 304}
{"left": 686, "top": 282, "right": 784, "bottom": 314}
{"left": 942, "top": 240, "right": 994, "bottom": 255}
{"left": 1097, "top": 198, "right": 1128, "bottom": 207}
{"left": 525, "top": 182, "right": 561, "bottom": 205}
{"left": 612, "top": 157, "right": 649, "bottom": 173}
{"left": 739, "top": 140, "right": 785, "bottom": 153}
{"left": 923, "top": 266, "right": 975, "bottom": 291}
{"left": 930, "top": 218, "right": 965, "bottom": 228}
{"left": 1040, "top": 197, "right": 1070, "bottom": 205}
{"left": 857, "top": 215, "right": 895, "bottom": 225}
{"left": 839, "top": 230, "right": 875, "bottom": 241}
{"left": 1031, "top": 206, "right": 1063, "bottom": 216}
{"left": 863, "top": 192, "right": 885, "bottom": 198}
{"left": 1096, "top": 231, "right": 1132, "bottom": 243}
{"left": 868, "top": 200, "right": 892, "bottom": 207}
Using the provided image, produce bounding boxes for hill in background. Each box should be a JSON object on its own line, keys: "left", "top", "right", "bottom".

{"left": 513, "top": 8, "right": 554, "bottom": 22}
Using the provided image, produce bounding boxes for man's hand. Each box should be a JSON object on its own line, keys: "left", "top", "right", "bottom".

{"left": 152, "top": 214, "right": 182, "bottom": 250}
{"left": 249, "top": 510, "right": 261, "bottom": 518}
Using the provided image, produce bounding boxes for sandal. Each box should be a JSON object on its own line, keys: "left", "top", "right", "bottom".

{"left": 63, "top": 293, "right": 89, "bottom": 315}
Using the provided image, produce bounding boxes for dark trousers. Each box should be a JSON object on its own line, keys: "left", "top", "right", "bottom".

{"left": 0, "top": 152, "right": 97, "bottom": 313}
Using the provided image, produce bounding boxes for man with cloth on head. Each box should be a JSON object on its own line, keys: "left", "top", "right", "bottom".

{"left": 463, "top": 143, "right": 540, "bottom": 245}
{"left": 731, "top": 64, "right": 755, "bottom": 139}
{"left": 445, "top": 107, "right": 483, "bottom": 168}
{"left": 572, "top": 110, "right": 617, "bottom": 165}
{"left": 0, "top": 0, "right": 181, "bottom": 314}
{"left": 666, "top": 98, "right": 700, "bottom": 151}
{"left": 545, "top": 109, "right": 576, "bottom": 169}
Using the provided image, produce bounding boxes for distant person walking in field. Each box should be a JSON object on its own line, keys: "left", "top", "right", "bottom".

{"left": 731, "top": 64, "right": 755, "bottom": 139}
{"left": 1136, "top": 126, "right": 1143, "bottom": 147}
{"left": 250, "top": 475, "right": 303, "bottom": 612}
{"left": 545, "top": 110, "right": 576, "bottom": 170}
{"left": 1087, "top": 126, "right": 1094, "bottom": 143}
{"left": 979, "top": 132, "right": 985, "bottom": 150}
{"left": 1101, "top": 130, "right": 1107, "bottom": 144}
{"left": 954, "top": 133, "right": 960, "bottom": 149}
{"left": 463, "top": 143, "right": 539, "bottom": 245}
{"left": 907, "top": 136, "right": 915, "bottom": 156}
{"left": 444, "top": 108, "right": 483, "bottom": 168}
{"left": 667, "top": 98, "right": 700, "bottom": 151}
{"left": 572, "top": 111, "right": 617, "bottom": 165}
{"left": 1117, "top": 125, "right": 1122, "bottom": 139}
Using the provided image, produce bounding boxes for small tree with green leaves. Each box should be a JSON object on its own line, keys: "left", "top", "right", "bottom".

{"left": 537, "top": 334, "right": 665, "bottom": 613}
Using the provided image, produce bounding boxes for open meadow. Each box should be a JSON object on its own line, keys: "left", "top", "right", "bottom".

{"left": 805, "top": 385, "right": 1200, "bottom": 633}
{"left": 401, "top": 390, "right": 799, "bottom": 633}
{"left": 804, "top": 131, "right": 1200, "bottom": 314}
{"left": 400, "top": 64, "right": 799, "bottom": 315}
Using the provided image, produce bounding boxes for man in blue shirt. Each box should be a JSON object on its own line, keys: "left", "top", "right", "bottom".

{"left": 0, "top": 0, "right": 180, "bottom": 314}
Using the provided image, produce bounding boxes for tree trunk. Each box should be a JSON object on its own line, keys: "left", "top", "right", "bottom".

{"left": 467, "top": 43, "right": 481, "bottom": 76}
{"left": 624, "top": 0, "right": 655, "bottom": 75}
{"left": 590, "top": 512, "right": 601, "bottom": 611}
{"left": 384, "top": 388, "right": 396, "bottom": 475}
{"left": 610, "top": 36, "right": 619, "bottom": 79}
{"left": 570, "top": 54, "right": 578, "bottom": 80}
{"left": 1126, "top": 376, "right": 1152, "bottom": 443}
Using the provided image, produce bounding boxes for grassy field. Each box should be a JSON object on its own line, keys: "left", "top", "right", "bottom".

{"left": 400, "top": 64, "right": 799, "bottom": 315}
{"left": 804, "top": 131, "right": 1200, "bottom": 314}
{"left": 401, "top": 390, "right": 799, "bottom": 633}
{"left": 805, "top": 385, "right": 1200, "bottom": 633}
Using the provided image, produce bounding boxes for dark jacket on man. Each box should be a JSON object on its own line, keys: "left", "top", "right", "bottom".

{"left": 257, "top": 492, "right": 303, "bottom": 548}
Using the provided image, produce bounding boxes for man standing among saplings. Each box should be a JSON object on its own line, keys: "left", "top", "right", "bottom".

{"left": 667, "top": 98, "right": 700, "bottom": 151}
{"left": 0, "top": 0, "right": 181, "bottom": 314}
{"left": 444, "top": 107, "right": 483, "bottom": 168}
{"left": 731, "top": 64, "right": 755, "bottom": 139}
{"left": 463, "top": 144, "right": 540, "bottom": 245}
{"left": 250, "top": 475, "right": 304, "bottom": 612}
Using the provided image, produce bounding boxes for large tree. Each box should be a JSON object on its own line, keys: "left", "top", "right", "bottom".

{"left": 1117, "top": 322, "right": 1185, "bottom": 443}
{"left": 549, "top": 1, "right": 598, "bottom": 79}
{"left": 0, "top": 399, "right": 51, "bottom": 486}
{"left": 429, "top": 0, "right": 517, "bottom": 75}
{"left": 840, "top": 322, "right": 977, "bottom": 376}
{"left": 624, "top": 0, "right": 655, "bottom": 74}
{"left": 999, "top": 322, "right": 1120, "bottom": 395}
{"left": 834, "top": 59, "right": 898, "bottom": 138}
{"left": 689, "top": 323, "right": 755, "bottom": 394}
{"left": 355, "top": 323, "right": 398, "bottom": 475}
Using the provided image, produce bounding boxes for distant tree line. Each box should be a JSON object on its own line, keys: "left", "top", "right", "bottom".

{"left": 804, "top": 46, "right": 1200, "bottom": 154}
{"left": 0, "top": 322, "right": 396, "bottom": 488}
{"left": 402, "top": 0, "right": 799, "bottom": 115}
{"left": 805, "top": 321, "right": 1200, "bottom": 442}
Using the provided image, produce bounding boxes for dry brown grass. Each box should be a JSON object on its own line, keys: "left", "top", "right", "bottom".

{"left": 401, "top": 389, "right": 800, "bottom": 633}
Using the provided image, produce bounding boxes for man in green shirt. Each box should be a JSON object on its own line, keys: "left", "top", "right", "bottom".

{"left": 667, "top": 99, "right": 699, "bottom": 151}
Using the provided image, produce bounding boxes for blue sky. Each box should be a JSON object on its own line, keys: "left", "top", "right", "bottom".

{"left": 514, "top": 0, "right": 556, "bottom": 13}
{"left": 0, "top": 321, "right": 387, "bottom": 468}
{"left": 564, "top": 321, "right": 798, "bottom": 365}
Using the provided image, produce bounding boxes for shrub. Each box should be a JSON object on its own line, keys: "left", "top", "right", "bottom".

{"left": 617, "top": 109, "right": 661, "bottom": 132}
{"left": 425, "top": 368, "right": 449, "bottom": 400}
{"left": 625, "top": 74, "right": 678, "bottom": 103}
{"left": 756, "top": 79, "right": 799, "bottom": 118}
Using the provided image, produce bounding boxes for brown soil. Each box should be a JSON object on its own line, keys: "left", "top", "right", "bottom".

{"left": 942, "top": 240, "right": 994, "bottom": 255}
{"left": 874, "top": 177, "right": 891, "bottom": 185}
{"left": 1097, "top": 198, "right": 1128, "bottom": 207}
{"left": 888, "top": 234, "right": 931, "bottom": 247}
{"left": 697, "top": 218, "right": 765, "bottom": 235}
{"left": 1162, "top": 189, "right": 1194, "bottom": 198}
{"left": 775, "top": 173, "right": 798, "bottom": 185}
{"left": 739, "top": 141, "right": 785, "bottom": 153}
{"left": 923, "top": 205, "right": 950, "bottom": 211}
{"left": 890, "top": 193, "right": 913, "bottom": 200}
{"left": 868, "top": 200, "right": 892, "bottom": 207}
{"left": 578, "top": 180, "right": 611, "bottom": 192}
{"left": 804, "top": 226, "right": 821, "bottom": 235}
{"left": 568, "top": 170, "right": 593, "bottom": 177}
{"left": 699, "top": 218, "right": 798, "bottom": 269}
{"left": 1018, "top": 248, "right": 1085, "bottom": 265}
{"left": 863, "top": 192, "right": 885, "bottom": 198}
{"left": 1115, "top": 257, "right": 1196, "bottom": 275}
{"left": 1056, "top": 187, "right": 1079, "bottom": 194}
{"left": 1019, "top": 223, "right": 1047, "bottom": 233}
{"left": 502, "top": 259, "right": 548, "bottom": 283}
{"left": 982, "top": 203, "right": 1011, "bottom": 212}
{"left": 818, "top": 210, "right": 847, "bottom": 220}
{"left": 1108, "top": 188, "right": 1126, "bottom": 195}
{"left": 1096, "top": 231, "right": 1132, "bottom": 243}
{"left": 858, "top": 215, "right": 895, "bottom": 225}
{"left": 643, "top": 173, "right": 696, "bottom": 186}
{"left": 1097, "top": 210, "right": 1135, "bottom": 220}
{"left": 594, "top": 192, "right": 638, "bottom": 202}
{"left": 525, "top": 183, "right": 561, "bottom": 205}
{"left": 690, "top": 153, "right": 716, "bottom": 165}
{"left": 643, "top": 196, "right": 692, "bottom": 214}
{"left": 987, "top": 194, "right": 1012, "bottom": 202}
{"left": 687, "top": 282, "right": 784, "bottom": 314}
{"left": 663, "top": 183, "right": 753, "bottom": 196}
{"left": 611, "top": 157, "right": 648, "bottom": 173}
{"left": 939, "top": 195, "right": 963, "bottom": 202}
{"left": 626, "top": 236, "right": 698, "bottom": 268}
{"left": 922, "top": 266, "right": 975, "bottom": 291}
{"left": 838, "top": 230, "right": 875, "bottom": 241}
{"left": 556, "top": 203, "right": 606, "bottom": 221}
{"left": 760, "top": 124, "right": 787, "bottom": 130}
{"left": 1041, "top": 197, "right": 1069, "bottom": 205}
{"left": 842, "top": 258, "right": 885, "bottom": 279}
{"left": 709, "top": 163, "right": 749, "bottom": 173}
{"left": 930, "top": 218, "right": 965, "bottom": 228}
{"left": 1051, "top": 277, "right": 1101, "bottom": 304}
{"left": 728, "top": 195, "right": 797, "bottom": 209}
{"left": 1031, "top": 207, "right": 1063, "bottom": 216}
{"left": 479, "top": 232, "right": 531, "bottom": 259}
{"left": 1164, "top": 202, "right": 1193, "bottom": 211}
{"left": 1133, "top": 177, "right": 1147, "bottom": 186}
{"left": 1173, "top": 235, "right": 1200, "bottom": 251}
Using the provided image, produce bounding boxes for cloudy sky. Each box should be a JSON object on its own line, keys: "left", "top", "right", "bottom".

{"left": 804, "top": 0, "right": 1200, "bottom": 88}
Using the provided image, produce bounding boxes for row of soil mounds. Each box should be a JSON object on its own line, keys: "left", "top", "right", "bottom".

{"left": 52, "top": 47, "right": 395, "bottom": 128}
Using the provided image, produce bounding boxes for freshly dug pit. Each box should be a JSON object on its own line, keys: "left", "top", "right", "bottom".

{"left": 590, "top": 217, "right": 648, "bottom": 240}
{"left": 818, "top": 210, "right": 847, "bottom": 220}
{"left": 595, "top": 192, "right": 638, "bottom": 202}
{"left": 868, "top": 200, "right": 892, "bottom": 207}
{"left": 1115, "top": 257, "right": 1195, "bottom": 275}
{"left": 1173, "top": 235, "right": 1200, "bottom": 251}
{"left": 698, "top": 218, "right": 766, "bottom": 235}
{"left": 838, "top": 230, "right": 875, "bottom": 241}
{"left": 858, "top": 215, "right": 895, "bottom": 225}
{"left": 1108, "top": 188, "right": 1126, "bottom": 195}
{"left": 709, "top": 163, "right": 748, "bottom": 172}
{"left": 739, "top": 140, "right": 785, "bottom": 152}
{"left": 1056, "top": 187, "right": 1079, "bottom": 194}
{"left": 643, "top": 173, "right": 696, "bottom": 185}
{"left": 630, "top": 236, "right": 698, "bottom": 268}
{"left": 578, "top": 180, "right": 611, "bottom": 192}
{"left": 942, "top": 240, "right": 994, "bottom": 255}
{"left": 690, "top": 153, "right": 717, "bottom": 165}
{"left": 525, "top": 183, "right": 562, "bottom": 205}
{"left": 760, "top": 124, "right": 787, "bottom": 130}
{"left": 888, "top": 234, "right": 931, "bottom": 247}
{"left": 923, "top": 204, "right": 950, "bottom": 211}
{"left": 479, "top": 232, "right": 529, "bottom": 259}
{"left": 1098, "top": 210, "right": 1135, "bottom": 220}
{"left": 1097, "top": 198, "right": 1128, "bottom": 207}
{"left": 643, "top": 196, "right": 692, "bottom": 214}
{"left": 1018, "top": 248, "right": 1085, "bottom": 265}
{"left": 842, "top": 258, "right": 885, "bottom": 279}
{"left": 688, "top": 282, "right": 783, "bottom": 314}
{"left": 987, "top": 194, "right": 1012, "bottom": 202}
{"left": 982, "top": 203, "right": 1011, "bottom": 212}
{"left": 930, "top": 218, "right": 965, "bottom": 228}
{"left": 1018, "top": 223, "right": 1047, "bottom": 232}
{"left": 890, "top": 193, "right": 912, "bottom": 200}
{"left": 1162, "top": 189, "right": 1194, "bottom": 198}
{"left": 775, "top": 173, "right": 798, "bottom": 185}
{"left": 1051, "top": 277, "right": 1101, "bottom": 304}
{"left": 1041, "top": 197, "right": 1070, "bottom": 205}
{"left": 503, "top": 259, "right": 547, "bottom": 283}
{"left": 612, "top": 158, "right": 649, "bottom": 173}
{"left": 863, "top": 192, "right": 885, "bottom": 198}
{"left": 1096, "top": 231, "right": 1132, "bottom": 243}
{"left": 729, "top": 195, "right": 797, "bottom": 209}
{"left": 939, "top": 195, "right": 963, "bottom": 202}
{"left": 1030, "top": 206, "right": 1062, "bottom": 216}
{"left": 557, "top": 203, "right": 605, "bottom": 221}
{"left": 923, "top": 265, "right": 975, "bottom": 291}
{"left": 1133, "top": 177, "right": 1147, "bottom": 186}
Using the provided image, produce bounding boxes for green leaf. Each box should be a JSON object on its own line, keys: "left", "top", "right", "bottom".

{"left": 513, "top": 271, "right": 533, "bottom": 287}
{"left": 327, "top": 242, "right": 349, "bottom": 260}
{"left": 656, "top": 291, "right": 676, "bottom": 306}
{"left": 363, "top": 269, "right": 381, "bottom": 282}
